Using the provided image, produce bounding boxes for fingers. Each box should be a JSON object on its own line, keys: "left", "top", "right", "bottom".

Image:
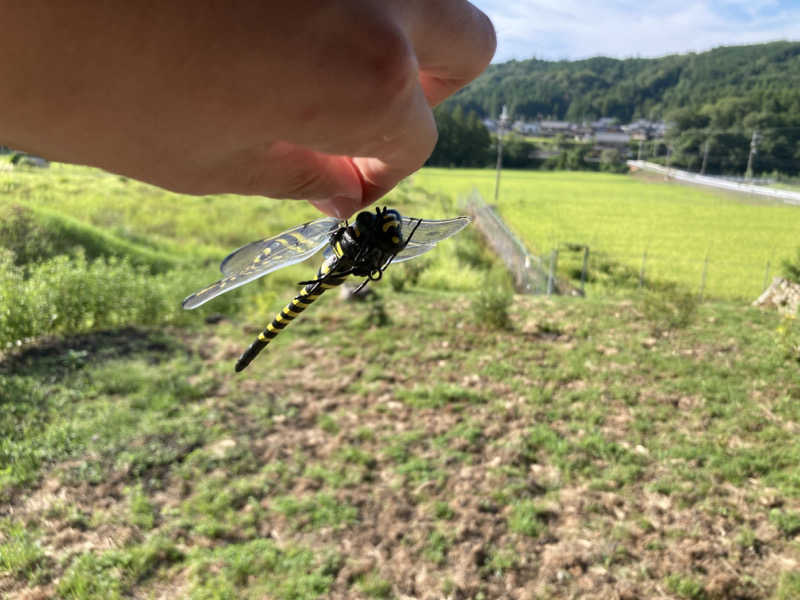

{"left": 197, "top": 141, "right": 367, "bottom": 219}
{"left": 406, "top": 0, "right": 496, "bottom": 105}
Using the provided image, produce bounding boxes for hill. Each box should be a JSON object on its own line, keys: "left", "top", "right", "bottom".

{"left": 448, "top": 41, "right": 800, "bottom": 122}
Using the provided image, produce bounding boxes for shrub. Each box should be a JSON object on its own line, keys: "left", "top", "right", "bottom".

{"left": 639, "top": 283, "right": 698, "bottom": 333}
{"left": 782, "top": 247, "right": 800, "bottom": 284}
{"left": 0, "top": 251, "right": 240, "bottom": 347}
{"left": 470, "top": 270, "right": 513, "bottom": 330}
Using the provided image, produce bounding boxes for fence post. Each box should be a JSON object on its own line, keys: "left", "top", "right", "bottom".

{"left": 547, "top": 249, "right": 559, "bottom": 296}
{"left": 699, "top": 253, "right": 709, "bottom": 301}
{"left": 639, "top": 250, "right": 647, "bottom": 289}
{"left": 580, "top": 246, "right": 590, "bottom": 294}
{"left": 762, "top": 260, "right": 771, "bottom": 291}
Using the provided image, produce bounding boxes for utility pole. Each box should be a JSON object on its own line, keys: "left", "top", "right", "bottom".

{"left": 745, "top": 129, "right": 759, "bottom": 181}
{"left": 665, "top": 144, "right": 672, "bottom": 179}
{"left": 700, "top": 139, "right": 709, "bottom": 175}
{"left": 494, "top": 105, "right": 510, "bottom": 204}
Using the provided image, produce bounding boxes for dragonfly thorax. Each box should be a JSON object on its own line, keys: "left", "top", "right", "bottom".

{"left": 335, "top": 208, "right": 404, "bottom": 277}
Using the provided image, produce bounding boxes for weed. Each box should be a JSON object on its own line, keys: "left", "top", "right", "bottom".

{"left": 189, "top": 539, "right": 335, "bottom": 599}
{"left": 775, "top": 571, "right": 800, "bottom": 600}
{"left": 57, "top": 536, "right": 184, "bottom": 599}
{"left": 640, "top": 283, "right": 698, "bottom": 332}
{"left": 356, "top": 570, "right": 394, "bottom": 598}
{"left": 482, "top": 546, "right": 519, "bottom": 577}
{"left": 507, "top": 500, "right": 548, "bottom": 538}
{"left": 0, "top": 520, "right": 51, "bottom": 585}
{"left": 781, "top": 247, "right": 800, "bottom": 283}
{"left": 769, "top": 509, "right": 800, "bottom": 538}
{"left": 397, "top": 383, "right": 486, "bottom": 409}
{"left": 664, "top": 573, "right": 708, "bottom": 600}
{"left": 423, "top": 529, "right": 451, "bottom": 565}
{"left": 470, "top": 271, "right": 514, "bottom": 330}
{"left": 127, "top": 483, "right": 157, "bottom": 530}
{"left": 433, "top": 501, "right": 456, "bottom": 520}
{"left": 272, "top": 493, "right": 358, "bottom": 531}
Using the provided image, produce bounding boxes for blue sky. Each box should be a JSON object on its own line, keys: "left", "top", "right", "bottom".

{"left": 471, "top": 0, "right": 800, "bottom": 62}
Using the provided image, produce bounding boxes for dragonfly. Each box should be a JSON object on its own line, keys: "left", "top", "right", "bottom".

{"left": 183, "top": 207, "right": 471, "bottom": 372}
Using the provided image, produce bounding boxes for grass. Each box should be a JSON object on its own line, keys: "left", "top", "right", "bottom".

{"left": 1, "top": 162, "right": 799, "bottom": 598}
{"left": 3, "top": 288, "right": 797, "bottom": 598}
{"left": 414, "top": 167, "right": 800, "bottom": 300}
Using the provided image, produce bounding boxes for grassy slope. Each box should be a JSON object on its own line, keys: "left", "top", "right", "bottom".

{"left": 414, "top": 168, "right": 800, "bottom": 300}
{"left": 1, "top": 163, "right": 799, "bottom": 598}
{"left": 1, "top": 293, "right": 799, "bottom": 599}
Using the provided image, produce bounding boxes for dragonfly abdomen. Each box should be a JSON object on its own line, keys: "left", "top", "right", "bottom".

{"left": 234, "top": 265, "right": 348, "bottom": 372}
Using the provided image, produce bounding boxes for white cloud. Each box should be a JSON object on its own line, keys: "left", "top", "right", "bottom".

{"left": 471, "top": 0, "right": 800, "bottom": 61}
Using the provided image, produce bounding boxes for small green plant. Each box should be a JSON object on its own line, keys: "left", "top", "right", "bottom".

{"left": 361, "top": 293, "right": 391, "bottom": 327}
{"left": 470, "top": 270, "right": 513, "bottom": 330}
{"left": 775, "top": 313, "right": 800, "bottom": 362}
{"left": 482, "top": 546, "right": 519, "bottom": 577}
{"left": 775, "top": 571, "right": 800, "bottom": 600}
{"left": 665, "top": 573, "right": 708, "bottom": 600}
{"left": 769, "top": 509, "right": 800, "bottom": 538}
{"left": 356, "top": 570, "right": 393, "bottom": 598}
{"left": 0, "top": 204, "right": 55, "bottom": 265}
{"left": 128, "top": 483, "right": 157, "bottom": 530}
{"left": 781, "top": 247, "right": 800, "bottom": 283}
{"left": 422, "top": 529, "right": 451, "bottom": 565}
{"left": 640, "top": 283, "right": 698, "bottom": 332}
{"left": 0, "top": 520, "right": 51, "bottom": 584}
{"left": 507, "top": 500, "right": 548, "bottom": 538}
{"left": 432, "top": 501, "right": 455, "bottom": 520}
{"left": 388, "top": 259, "right": 428, "bottom": 292}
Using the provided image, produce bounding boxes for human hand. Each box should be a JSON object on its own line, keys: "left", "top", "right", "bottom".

{"left": 0, "top": 1, "right": 495, "bottom": 218}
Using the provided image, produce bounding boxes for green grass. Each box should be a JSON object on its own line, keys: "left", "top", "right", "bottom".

{"left": 2, "top": 162, "right": 800, "bottom": 598}
{"left": 414, "top": 168, "right": 800, "bottom": 300}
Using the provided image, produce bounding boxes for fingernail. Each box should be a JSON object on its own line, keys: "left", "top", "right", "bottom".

{"left": 310, "top": 196, "right": 368, "bottom": 220}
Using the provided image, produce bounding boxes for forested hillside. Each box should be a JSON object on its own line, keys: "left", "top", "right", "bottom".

{"left": 448, "top": 41, "right": 800, "bottom": 122}
{"left": 439, "top": 41, "right": 800, "bottom": 175}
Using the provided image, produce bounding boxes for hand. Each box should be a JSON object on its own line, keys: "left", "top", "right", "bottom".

{"left": 0, "top": 1, "right": 495, "bottom": 218}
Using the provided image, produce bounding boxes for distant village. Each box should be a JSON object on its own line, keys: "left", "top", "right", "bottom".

{"left": 482, "top": 116, "right": 667, "bottom": 150}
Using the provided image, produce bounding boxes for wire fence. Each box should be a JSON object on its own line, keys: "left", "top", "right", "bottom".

{"left": 463, "top": 188, "right": 785, "bottom": 301}
{"left": 464, "top": 189, "right": 549, "bottom": 294}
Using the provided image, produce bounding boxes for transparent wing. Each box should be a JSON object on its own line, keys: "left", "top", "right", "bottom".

{"left": 220, "top": 217, "right": 340, "bottom": 275}
{"left": 183, "top": 217, "right": 340, "bottom": 309}
{"left": 391, "top": 243, "right": 438, "bottom": 263}
{"left": 392, "top": 216, "right": 471, "bottom": 262}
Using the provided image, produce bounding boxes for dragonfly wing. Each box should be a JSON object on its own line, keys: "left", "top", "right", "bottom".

{"left": 183, "top": 217, "right": 340, "bottom": 310}
{"left": 220, "top": 217, "right": 340, "bottom": 275}
{"left": 392, "top": 243, "right": 437, "bottom": 263}
{"left": 400, "top": 216, "right": 472, "bottom": 247}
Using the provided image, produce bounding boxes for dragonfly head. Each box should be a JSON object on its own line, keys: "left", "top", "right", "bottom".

{"left": 353, "top": 207, "right": 404, "bottom": 253}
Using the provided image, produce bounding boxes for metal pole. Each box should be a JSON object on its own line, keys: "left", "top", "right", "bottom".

{"left": 580, "top": 246, "right": 590, "bottom": 294}
{"left": 639, "top": 250, "right": 647, "bottom": 288}
{"left": 699, "top": 253, "right": 709, "bottom": 300}
{"left": 700, "top": 139, "right": 709, "bottom": 175}
{"left": 547, "top": 249, "right": 558, "bottom": 296}
{"left": 494, "top": 105, "right": 509, "bottom": 205}
{"left": 745, "top": 129, "right": 758, "bottom": 181}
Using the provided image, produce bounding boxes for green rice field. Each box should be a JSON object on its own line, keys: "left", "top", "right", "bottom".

{"left": 415, "top": 168, "right": 800, "bottom": 300}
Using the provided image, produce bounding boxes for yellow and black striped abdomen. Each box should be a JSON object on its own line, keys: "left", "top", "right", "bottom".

{"left": 234, "top": 263, "right": 348, "bottom": 372}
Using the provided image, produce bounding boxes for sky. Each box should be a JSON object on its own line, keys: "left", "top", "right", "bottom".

{"left": 471, "top": 0, "right": 800, "bottom": 63}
